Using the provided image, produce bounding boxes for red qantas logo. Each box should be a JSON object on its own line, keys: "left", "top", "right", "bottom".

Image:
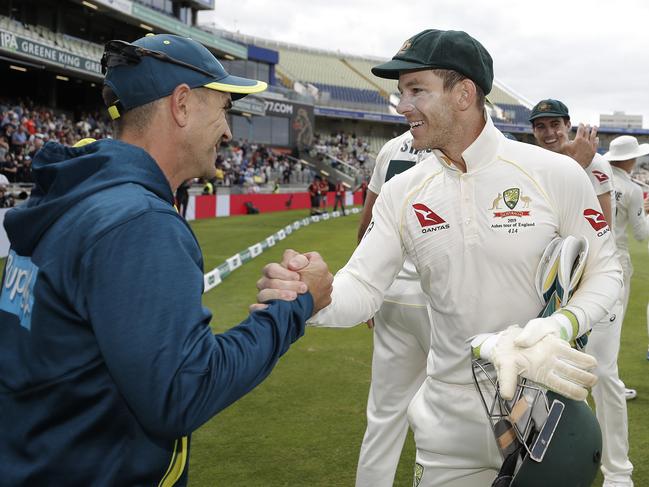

{"left": 591, "top": 170, "right": 609, "bottom": 183}
{"left": 413, "top": 203, "right": 446, "bottom": 227}
{"left": 584, "top": 208, "right": 608, "bottom": 231}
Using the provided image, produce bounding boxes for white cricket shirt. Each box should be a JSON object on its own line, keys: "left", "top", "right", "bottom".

{"left": 310, "top": 114, "right": 622, "bottom": 384}
{"left": 612, "top": 165, "right": 649, "bottom": 254}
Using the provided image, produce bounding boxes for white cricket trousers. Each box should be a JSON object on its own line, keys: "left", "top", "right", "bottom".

{"left": 407, "top": 376, "right": 501, "bottom": 486}
{"left": 587, "top": 302, "right": 634, "bottom": 485}
{"left": 355, "top": 301, "right": 430, "bottom": 487}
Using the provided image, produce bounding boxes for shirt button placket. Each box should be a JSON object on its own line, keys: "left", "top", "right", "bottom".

{"left": 460, "top": 175, "right": 477, "bottom": 244}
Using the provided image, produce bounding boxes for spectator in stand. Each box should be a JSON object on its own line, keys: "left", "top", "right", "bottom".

{"left": 1, "top": 153, "right": 18, "bottom": 182}
{"left": 0, "top": 136, "right": 8, "bottom": 164}
{"left": 214, "top": 165, "right": 225, "bottom": 185}
{"left": 16, "top": 155, "right": 32, "bottom": 184}
{"left": 282, "top": 163, "right": 292, "bottom": 184}
{"left": 27, "top": 134, "right": 44, "bottom": 160}
{"left": 333, "top": 180, "right": 347, "bottom": 216}
{"left": 10, "top": 125, "right": 27, "bottom": 154}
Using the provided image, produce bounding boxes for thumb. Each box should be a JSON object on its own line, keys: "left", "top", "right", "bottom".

{"left": 281, "top": 249, "right": 309, "bottom": 271}
{"left": 497, "top": 359, "right": 519, "bottom": 401}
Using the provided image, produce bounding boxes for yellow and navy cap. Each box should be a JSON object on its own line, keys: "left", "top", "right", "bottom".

{"left": 102, "top": 34, "right": 267, "bottom": 119}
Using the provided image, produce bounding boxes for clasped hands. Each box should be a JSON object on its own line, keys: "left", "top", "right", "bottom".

{"left": 251, "top": 249, "right": 333, "bottom": 316}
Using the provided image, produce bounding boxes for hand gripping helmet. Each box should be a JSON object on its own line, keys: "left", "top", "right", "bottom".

{"left": 472, "top": 359, "right": 602, "bottom": 487}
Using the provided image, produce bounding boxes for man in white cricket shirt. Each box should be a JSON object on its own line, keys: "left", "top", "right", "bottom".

{"left": 354, "top": 132, "right": 433, "bottom": 487}
{"left": 531, "top": 100, "right": 634, "bottom": 487}
{"left": 605, "top": 136, "right": 649, "bottom": 353}
{"left": 258, "top": 29, "right": 622, "bottom": 486}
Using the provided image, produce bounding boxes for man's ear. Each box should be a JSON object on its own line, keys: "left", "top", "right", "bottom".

{"left": 455, "top": 79, "right": 476, "bottom": 111}
{"left": 169, "top": 84, "right": 192, "bottom": 128}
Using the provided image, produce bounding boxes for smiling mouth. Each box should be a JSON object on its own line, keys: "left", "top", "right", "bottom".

{"left": 409, "top": 121, "right": 424, "bottom": 129}
{"left": 544, "top": 138, "right": 558, "bottom": 145}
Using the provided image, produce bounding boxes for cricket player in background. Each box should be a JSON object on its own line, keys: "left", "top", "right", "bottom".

{"left": 531, "top": 100, "right": 634, "bottom": 487}
{"left": 259, "top": 29, "right": 622, "bottom": 486}
{"left": 354, "top": 132, "right": 433, "bottom": 486}
{"left": 605, "top": 135, "right": 649, "bottom": 353}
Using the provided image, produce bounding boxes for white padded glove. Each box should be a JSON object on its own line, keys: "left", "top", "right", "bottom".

{"left": 480, "top": 325, "right": 597, "bottom": 401}
{"left": 513, "top": 314, "right": 575, "bottom": 348}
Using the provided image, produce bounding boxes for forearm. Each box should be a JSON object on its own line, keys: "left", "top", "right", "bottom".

{"left": 597, "top": 193, "right": 613, "bottom": 228}
{"left": 631, "top": 213, "right": 649, "bottom": 242}
{"left": 357, "top": 190, "right": 378, "bottom": 243}
{"left": 563, "top": 243, "right": 622, "bottom": 335}
{"left": 171, "top": 294, "right": 313, "bottom": 434}
{"left": 308, "top": 270, "right": 383, "bottom": 327}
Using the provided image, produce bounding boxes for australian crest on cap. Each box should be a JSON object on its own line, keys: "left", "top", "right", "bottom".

{"left": 397, "top": 38, "right": 413, "bottom": 55}
{"left": 538, "top": 102, "right": 552, "bottom": 112}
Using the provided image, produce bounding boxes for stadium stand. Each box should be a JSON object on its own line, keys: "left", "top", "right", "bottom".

{"left": 5, "top": 0, "right": 645, "bottom": 202}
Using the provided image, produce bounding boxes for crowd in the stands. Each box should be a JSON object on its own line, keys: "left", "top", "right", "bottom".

{"left": 0, "top": 99, "right": 112, "bottom": 188}
{"left": 211, "top": 140, "right": 314, "bottom": 191}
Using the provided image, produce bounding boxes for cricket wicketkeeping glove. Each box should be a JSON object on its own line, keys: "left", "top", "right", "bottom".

{"left": 473, "top": 325, "right": 597, "bottom": 401}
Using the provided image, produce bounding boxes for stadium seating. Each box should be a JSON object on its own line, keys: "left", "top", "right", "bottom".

{"left": 313, "top": 83, "right": 387, "bottom": 105}
{"left": 0, "top": 15, "right": 103, "bottom": 60}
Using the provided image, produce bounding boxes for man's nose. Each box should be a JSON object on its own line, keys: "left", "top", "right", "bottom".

{"left": 396, "top": 96, "right": 414, "bottom": 115}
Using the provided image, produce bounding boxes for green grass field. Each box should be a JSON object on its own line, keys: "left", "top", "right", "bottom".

{"left": 189, "top": 209, "right": 649, "bottom": 486}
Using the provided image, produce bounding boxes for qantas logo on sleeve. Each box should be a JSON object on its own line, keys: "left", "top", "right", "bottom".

{"left": 591, "top": 170, "right": 609, "bottom": 183}
{"left": 412, "top": 203, "right": 450, "bottom": 233}
{"left": 584, "top": 208, "right": 609, "bottom": 236}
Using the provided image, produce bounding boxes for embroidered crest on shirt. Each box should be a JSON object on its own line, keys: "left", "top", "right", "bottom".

{"left": 490, "top": 188, "right": 532, "bottom": 218}
{"left": 489, "top": 188, "right": 535, "bottom": 234}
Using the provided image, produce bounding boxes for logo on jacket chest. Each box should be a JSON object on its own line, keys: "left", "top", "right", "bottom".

{"left": 412, "top": 203, "right": 450, "bottom": 233}
{"left": 0, "top": 250, "right": 39, "bottom": 331}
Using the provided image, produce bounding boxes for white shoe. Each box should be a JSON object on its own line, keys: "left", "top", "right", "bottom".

{"left": 624, "top": 388, "right": 637, "bottom": 401}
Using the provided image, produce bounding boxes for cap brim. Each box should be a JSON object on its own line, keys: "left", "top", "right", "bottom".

{"left": 204, "top": 74, "right": 268, "bottom": 100}
{"left": 529, "top": 111, "right": 569, "bottom": 122}
{"left": 371, "top": 59, "right": 431, "bottom": 79}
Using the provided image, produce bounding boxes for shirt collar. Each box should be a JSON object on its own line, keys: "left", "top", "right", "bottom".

{"left": 434, "top": 112, "right": 502, "bottom": 173}
{"left": 611, "top": 164, "right": 631, "bottom": 179}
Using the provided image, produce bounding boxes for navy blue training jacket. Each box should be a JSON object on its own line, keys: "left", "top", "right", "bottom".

{"left": 0, "top": 139, "right": 313, "bottom": 486}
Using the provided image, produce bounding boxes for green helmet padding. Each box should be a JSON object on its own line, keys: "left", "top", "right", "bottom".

{"left": 511, "top": 391, "right": 602, "bottom": 487}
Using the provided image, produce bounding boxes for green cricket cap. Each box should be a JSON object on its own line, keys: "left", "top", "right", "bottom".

{"left": 371, "top": 29, "right": 493, "bottom": 95}
{"left": 529, "top": 99, "right": 570, "bottom": 123}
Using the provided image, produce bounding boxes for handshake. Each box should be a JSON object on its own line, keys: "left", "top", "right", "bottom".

{"left": 251, "top": 249, "right": 334, "bottom": 316}
{"left": 475, "top": 316, "right": 598, "bottom": 402}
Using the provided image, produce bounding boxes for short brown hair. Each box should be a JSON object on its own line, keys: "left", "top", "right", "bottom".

{"left": 434, "top": 69, "right": 485, "bottom": 109}
{"left": 102, "top": 85, "right": 159, "bottom": 139}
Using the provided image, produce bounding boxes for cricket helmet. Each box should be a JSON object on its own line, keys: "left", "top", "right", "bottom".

{"left": 472, "top": 360, "right": 602, "bottom": 487}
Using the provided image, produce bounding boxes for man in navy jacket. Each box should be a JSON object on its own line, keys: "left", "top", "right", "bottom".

{"left": 0, "top": 34, "right": 332, "bottom": 486}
